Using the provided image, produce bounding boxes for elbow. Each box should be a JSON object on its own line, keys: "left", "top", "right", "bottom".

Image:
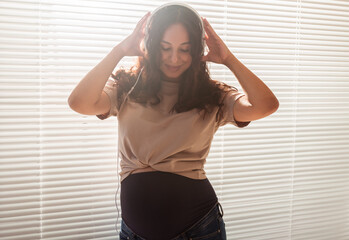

{"left": 271, "top": 97, "right": 279, "bottom": 112}
{"left": 67, "top": 95, "right": 81, "bottom": 112}
{"left": 67, "top": 91, "right": 84, "bottom": 111}
{"left": 67, "top": 96, "right": 75, "bottom": 110}
{"left": 265, "top": 97, "right": 279, "bottom": 116}
{"left": 67, "top": 90, "right": 76, "bottom": 108}
{"left": 255, "top": 97, "right": 279, "bottom": 118}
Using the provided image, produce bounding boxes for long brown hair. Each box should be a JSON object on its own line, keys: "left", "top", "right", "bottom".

{"left": 112, "top": 4, "right": 236, "bottom": 122}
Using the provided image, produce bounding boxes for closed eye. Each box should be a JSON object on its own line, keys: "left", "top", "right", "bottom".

{"left": 161, "top": 47, "right": 190, "bottom": 52}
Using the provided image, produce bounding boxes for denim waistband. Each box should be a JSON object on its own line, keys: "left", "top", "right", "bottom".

{"left": 171, "top": 201, "right": 223, "bottom": 239}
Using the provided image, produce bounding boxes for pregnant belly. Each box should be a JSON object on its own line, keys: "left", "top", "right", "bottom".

{"left": 120, "top": 171, "right": 218, "bottom": 240}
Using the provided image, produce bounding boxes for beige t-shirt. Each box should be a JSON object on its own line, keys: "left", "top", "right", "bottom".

{"left": 97, "top": 77, "right": 250, "bottom": 182}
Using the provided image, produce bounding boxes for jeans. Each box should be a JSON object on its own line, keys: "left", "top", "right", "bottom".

{"left": 119, "top": 202, "right": 227, "bottom": 240}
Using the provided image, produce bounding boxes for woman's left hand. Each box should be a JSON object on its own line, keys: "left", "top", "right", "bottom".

{"left": 201, "top": 17, "right": 233, "bottom": 65}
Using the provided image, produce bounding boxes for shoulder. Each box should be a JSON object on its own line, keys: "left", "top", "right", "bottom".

{"left": 112, "top": 68, "right": 134, "bottom": 86}
{"left": 211, "top": 79, "right": 237, "bottom": 90}
{"left": 210, "top": 79, "right": 238, "bottom": 101}
{"left": 112, "top": 68, "right": 137, "bottom": 95}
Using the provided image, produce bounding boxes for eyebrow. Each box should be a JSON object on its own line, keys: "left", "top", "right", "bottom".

{"left": 161, "top": 40, "right": 191, "bottom": 45}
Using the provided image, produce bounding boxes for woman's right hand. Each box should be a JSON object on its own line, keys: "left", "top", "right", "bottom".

{"left": 119, "top": 12, "right": 151, "bottom": 57}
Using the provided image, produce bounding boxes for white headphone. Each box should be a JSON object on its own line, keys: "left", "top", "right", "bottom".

{"left": 145, "top": 2, "right": 205, "bottom": 42}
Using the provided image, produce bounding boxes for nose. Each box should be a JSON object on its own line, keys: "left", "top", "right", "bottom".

{"left": 170, "top": 50, "right": 178, "bottom": 63}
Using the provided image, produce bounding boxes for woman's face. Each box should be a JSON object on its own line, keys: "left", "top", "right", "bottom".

{"left": 159, "top": 23, "right": 192, "bottom": 81}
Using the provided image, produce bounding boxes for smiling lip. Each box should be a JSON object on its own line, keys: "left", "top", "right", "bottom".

{"left": 166, "top": 64, "right": 181, "bottom": 72}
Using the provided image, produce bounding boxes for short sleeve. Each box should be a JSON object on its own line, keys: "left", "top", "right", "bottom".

{"left": 218, "top": 89, "right": 251, "bottom": 128}
{"left": 96, "top": 77, "right": 119, "bottom": 120}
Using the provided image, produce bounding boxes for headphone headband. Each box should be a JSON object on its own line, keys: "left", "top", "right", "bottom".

{"left": 145, "top": 2, "right": 205, "bottom": 40}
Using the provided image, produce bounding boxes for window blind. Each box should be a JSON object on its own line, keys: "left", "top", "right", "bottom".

{"left": 0, "top": 0, "right": 348, "bottom": 239}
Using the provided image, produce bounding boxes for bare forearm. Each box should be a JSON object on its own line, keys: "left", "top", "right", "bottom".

{"left": 68, "top": 45, "right": 125, "bottom": 107}
{"left": 224, "top": 53, "right": 279, "bottom": 110}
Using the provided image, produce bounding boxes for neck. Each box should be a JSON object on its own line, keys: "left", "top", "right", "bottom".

{"left": 161, "top": 73, "right": 182, "bottom": 83}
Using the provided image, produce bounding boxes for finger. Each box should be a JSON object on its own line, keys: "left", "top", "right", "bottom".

{"left": 140, "top": 12, "right": 151, "bottom": 22}
{"left": 142, "top": 12, "right": 151, "bottom": 23}
{"left": 202, "top": 17, "right": 210, "bottom": 30}
{"left": 135, "top": 12, "right": 151, "bottom": 30}
{"left": 202, "top": 18, "right": 216, "bottom": 37}
{"left": 141, "top": 13, "right": 150, "bottom": 33}
{"left": 201, "top": 54, "right": 209, "bottom": 62}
